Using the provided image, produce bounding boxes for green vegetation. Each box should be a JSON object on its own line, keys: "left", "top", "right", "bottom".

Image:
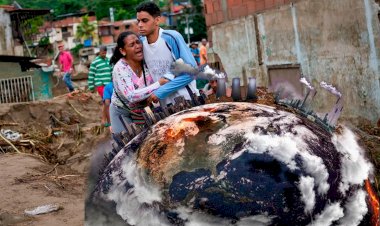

{"left": 176, "top": 0, "right": 207, "bottom": 42}
{"left": 38, "top": 36, "right": 50, "bottom": 46}
{"left": 71, "top": 43, "right": 84, "bottom": 57}
{"left": 2, "top": 0, "right": 142, "bottom": 21}
{"left": 2, "top": 0, "right": 207, "bottom": 41}
{"left": 76, "top": 15, "right": 96, "bottom": 40}
{"left": 21, "top": 16, "right": 45, "bottom": 41}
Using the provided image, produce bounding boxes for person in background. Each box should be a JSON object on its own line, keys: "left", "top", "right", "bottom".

{"left": 136, "top": 1, "right": 199, "bottom": 106}
{"left": 202, "top": 73, "right": 232, "bottom": 98}
{"left": 109, "top": 31, "right": 169, "bottom": 134}
{"left": 58, "top": 43, "right": 75, "bottom": 92}
{"left": 190, "top": 42, "right": 200, "bottom": 65}
{"left": 88, "top": 46, "right": 112, "bottom": 98}
{"left": 102, "top": 81, "right": 113, "bottom": 130}
{"left": 199, "top": 38, "right": 208, "bottom": 65}
{"left": 191, "top": 41, "right": 208, "bottom": 90}
{"left": 203, "top": 77, "right": 218, "bottom": 96}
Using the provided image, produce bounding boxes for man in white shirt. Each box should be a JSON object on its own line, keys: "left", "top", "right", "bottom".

{"left": 136, "top": 1, "right": 199, "bottom": 106}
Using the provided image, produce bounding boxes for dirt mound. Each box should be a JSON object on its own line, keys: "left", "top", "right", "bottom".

{"left": 0, "top": 91, "right": 108, "bottom": 166}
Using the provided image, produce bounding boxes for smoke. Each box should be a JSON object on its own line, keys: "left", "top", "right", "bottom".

{"left": 299, "top": 151, "right": 330, "bottom": 195}
{"left": 243, "top": 121, "right": 329, "bottom": 195}
{"left": 273, "top": 81, "right": 303, "bottom": 100}
{"left": 320, "top": 81, "right": 342, "bottom": 97}
{"left": 338, "top": 190, "right": 368, "bottom": 226}
{"left": 244, "top": 133, "right": 300, "bottom": 171}
{"left": 310, "top": 202, "right": 344, "bottom": 226}
{"left": 202, "top": 65, "right": 226, "bottom": 79}
{"left": 104, "top": 155, "right": 169, "bottom": 226}
{"left": 170, "top": 59, "right": 199, "bottom": 77}
{"left": 175, "top": 207, "right": 273, "bottom": 226}
{"left": 298, "top": 176, "right": 316, "bottom": 213}
{"left": 332, "top": 127, "right": 373, "bottom": 194}
{"left": 170, "top": 59, "right": 226, "bottom": 81}
{"left": 300, "top": 77, "right": 314, "bottom": 90}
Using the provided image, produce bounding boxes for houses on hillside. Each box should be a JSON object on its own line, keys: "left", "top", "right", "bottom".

{"left": 0, "top": 4, "right": 51, "bottom": 103}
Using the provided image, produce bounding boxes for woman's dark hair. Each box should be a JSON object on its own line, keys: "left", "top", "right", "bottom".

{"left": 136, "top": 1, "right": 161, "bottom": 17}
{"left": 110, "top": 31, "right": 138, "bottom": 66}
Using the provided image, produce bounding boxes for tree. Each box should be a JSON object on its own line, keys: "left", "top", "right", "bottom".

{"left": 4, "top": 0, "right": 142, "bottom": 21}
{"left": 7, "top": 0, "right": 82, "bottom": 17}
{"left": 76, "top": 15, "right": 96, "bottom": 41}
{"left": 90, "top": 0, "right": 141, "bottom": 21}
{"left": 21, "top": 16, "right": 45, "bottom": 42}
{"left": 176, "top": 0, "right": 207, "bottom": 42}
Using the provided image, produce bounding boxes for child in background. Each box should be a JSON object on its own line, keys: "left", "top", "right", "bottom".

{"left": 102, "top": 82, "right": 113, "bottom": 130}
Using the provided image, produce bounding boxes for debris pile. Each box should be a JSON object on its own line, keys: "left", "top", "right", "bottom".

{"left": 0, "top": 90, "right": 108, "bottom": 164}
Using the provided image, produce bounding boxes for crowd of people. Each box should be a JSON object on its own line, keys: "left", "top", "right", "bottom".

{"left": 57, "top": 1, "right": 220, "bottom": 135}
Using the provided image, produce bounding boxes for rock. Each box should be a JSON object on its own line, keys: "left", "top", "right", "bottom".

{"left": 24, "top": 204, "right": 62, "bottom": 216}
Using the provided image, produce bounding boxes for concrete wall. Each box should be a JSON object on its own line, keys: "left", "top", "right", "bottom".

{"left": 0, "top": 9, "right": 14, "bottom": 55}
{"left": 0, "top": 63, "right": 54, "bottom": 102}
{"left": 208, "top": 0, "right": 380, "bottom": 122}
{"left": 0, "top": 62, "right": 33, "bottom": 79}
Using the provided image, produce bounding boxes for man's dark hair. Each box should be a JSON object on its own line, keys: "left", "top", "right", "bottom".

{"left": 136, "top": 1, "right": 161, "bottom": 17}
{"left": 99, "top": 45, "right": 107, "bottom": 52}
{"left": 110, "top": 31, "right": 139, "bottom": 66}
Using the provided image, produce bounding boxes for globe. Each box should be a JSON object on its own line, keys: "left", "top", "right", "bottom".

{"left": 89, "top": 102, "right": 377, "bottom": 226}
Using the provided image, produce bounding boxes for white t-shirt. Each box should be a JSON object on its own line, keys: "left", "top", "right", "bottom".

{"left": 143, "top": 29, "right": 198, "bottom": 105}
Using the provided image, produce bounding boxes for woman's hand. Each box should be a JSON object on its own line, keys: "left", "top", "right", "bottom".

{"left": 147, "top": 93, "right": 159, "bottom": 104}
{"left": 159, "top": 78, "right": 169, "bottom": 85}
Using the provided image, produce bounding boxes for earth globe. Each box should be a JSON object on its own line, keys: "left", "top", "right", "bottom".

{"left": 87, "top": 102, "right": 378, "bottom": 226}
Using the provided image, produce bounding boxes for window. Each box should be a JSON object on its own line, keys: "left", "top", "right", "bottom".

{"left": 100, "top": 27, "right": 111, "bottom": 36}
{"left": 114, "top": 26, "right": 119, "bottom": 30}
{"left": 125, "top": 24, "right": 130, "bottom": 29}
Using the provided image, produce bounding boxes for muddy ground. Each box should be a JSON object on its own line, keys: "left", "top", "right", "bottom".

{"left": 0, "top": 91, "right": 111, "bottom": 226}
{"left": 0, "top": 88, "right": 379, "bottom": 226}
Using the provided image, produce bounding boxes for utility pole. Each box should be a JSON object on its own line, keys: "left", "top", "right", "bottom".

{"left": 181, "top": 3, "right": 193, "bottom": 45}
{"left": 109, "top": 7, "right": 115, "bottom": 23}
{"left": 185, "top": 14, "right": 190, "bottom": 45}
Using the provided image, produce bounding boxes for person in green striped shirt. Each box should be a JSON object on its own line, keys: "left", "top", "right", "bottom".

{"left": 87, "top": 46, "right": 113, "bottom": 98}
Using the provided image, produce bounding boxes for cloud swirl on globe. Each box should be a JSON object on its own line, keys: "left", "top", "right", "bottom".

{"left": 90, "top": 102, "right": 378, "bottom": 226}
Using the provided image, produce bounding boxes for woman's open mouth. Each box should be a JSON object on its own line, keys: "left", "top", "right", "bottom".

{"left": 135, "top": 50, "right": 143, "bottom": 57}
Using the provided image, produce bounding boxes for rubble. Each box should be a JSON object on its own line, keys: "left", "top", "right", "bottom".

{"left": 0, "top": 90, "right": 108, "bottom": 164}
{"left": 24, "top": 204, "right": 62, "bottom": 216}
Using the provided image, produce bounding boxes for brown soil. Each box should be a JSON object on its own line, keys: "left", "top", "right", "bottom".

{"left": 0, "top": 154, "right": 85, "bottom": 226}
{"left": 0, "top": 91, "right": 110, "bottom": 226}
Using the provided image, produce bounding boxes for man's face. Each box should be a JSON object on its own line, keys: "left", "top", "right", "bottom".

{"left": 210, "top": 80, "right": 218, "bottom": 92}
{"left": 137, "top": 11, "right": 159, "bottom": 36}
{"left": 58, "top": 45, "right": 64, "bottom": 52}
{"left": 99, "top": 50, "right": 107, "bottom": 58}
